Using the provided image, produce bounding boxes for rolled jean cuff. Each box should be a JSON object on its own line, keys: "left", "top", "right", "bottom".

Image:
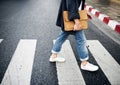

{"left": 51, "top": 50, "right": 59, "bottom": 54}
{"left": 80, "top": 56, "right": 89, "bottom": 61}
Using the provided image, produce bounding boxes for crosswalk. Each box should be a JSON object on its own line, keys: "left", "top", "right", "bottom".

{"left": 0, "top": 39, "right": 120, "bottom": 85}
{"left": 87, "top": 40, "right": 120, "bottom": 85}
{"left": 1, "top": 40, "right": 37, "bottom": 85}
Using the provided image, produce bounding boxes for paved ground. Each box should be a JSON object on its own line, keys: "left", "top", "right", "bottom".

{"left": 0, "top": 0, "right": 120, "bottom": 85}
{"left": 86, "top": 0, "right": 120, "bottom": 23}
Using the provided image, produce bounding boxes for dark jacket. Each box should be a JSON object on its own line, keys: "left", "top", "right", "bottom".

{"left": 56, "top": 0, "right": 85, "bottom": 31}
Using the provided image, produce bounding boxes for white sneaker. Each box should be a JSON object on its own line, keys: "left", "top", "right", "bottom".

{"left": 81, "top": 62, "right": 99, "bottom": 71}
{"left": 49, "top": 56, "right": 65, "bottom": 62}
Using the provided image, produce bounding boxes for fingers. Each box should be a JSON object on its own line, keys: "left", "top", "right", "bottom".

{"left": 73, "top": 24, "right": 77, "bottom": 31}
{"left": 73, "top": 24, "right": 82, "bottom": 31}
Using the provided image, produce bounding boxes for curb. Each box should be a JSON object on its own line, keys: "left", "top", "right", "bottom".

{"left": 85, "top": 4, "right": 120, "bottom": 34}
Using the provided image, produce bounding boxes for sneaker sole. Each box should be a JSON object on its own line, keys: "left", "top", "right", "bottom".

{"left": 81, "top": 67, "right": 99, "bottom": 72}
{"left": 49, "top": 60, "right": 66, "bottom": 63}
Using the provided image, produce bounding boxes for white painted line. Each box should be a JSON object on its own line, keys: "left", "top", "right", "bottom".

{"left": 54, "top": 40, "right": 86, "bottom": 85}
{"left": 108, "top": 20, "right": 120, "bottom": 30}
{"left": 98, "top": 14, "right": 109, "bottom": 21}
{"left": 86, "top": 5, "right": 93, "bottom": 10}
{"left": 1, "top": 39, "right": 37, "bottom": 85}
{"left": 87, "top": 40, "right": 120, "bottom": 85}
{"left": 91, "top": 9, "right": 99, "bottom": 15}
{"left": 0, "top": 39, "right": 3, "bottom": 43}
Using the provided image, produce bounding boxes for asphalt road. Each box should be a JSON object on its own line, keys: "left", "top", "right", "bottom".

{"left": 0, "top": 0, "right": 120, "bottom": 85}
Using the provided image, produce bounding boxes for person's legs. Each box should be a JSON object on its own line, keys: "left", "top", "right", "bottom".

{"left": 52, "top": 31, "right": 69, "bottom": 54}
{"left": 75, "top": 30, "right": 99, "bottom": 71}
{"left": 75, "top": 30, "right": 89, "bottom": 61}
{"left": 49, "top": 31, "right": 69, "bottom": 62}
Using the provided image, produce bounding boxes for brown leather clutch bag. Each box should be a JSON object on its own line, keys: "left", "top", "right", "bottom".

{"left": 63, "top": 10, "right": 88, "bottom": 31}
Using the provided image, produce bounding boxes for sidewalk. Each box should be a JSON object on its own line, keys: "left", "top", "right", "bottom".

{"left": 86, "top": 0, "right": 120, "bottom": 34}
{"left": 86, "top": 0, "right": 120, "bottom": 23}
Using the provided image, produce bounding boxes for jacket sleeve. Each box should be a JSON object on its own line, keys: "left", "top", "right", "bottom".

{"left": 66, "top": 0, "right": 80, "bottom": 21}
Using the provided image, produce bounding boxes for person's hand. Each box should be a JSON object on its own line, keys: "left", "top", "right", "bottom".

{"left": 74, "top": 19, "right": 82, "bottom": 31}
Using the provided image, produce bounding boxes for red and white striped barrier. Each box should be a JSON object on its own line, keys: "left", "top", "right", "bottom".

{"left": 85, "top": 4, "right": 120, "bottom": 34}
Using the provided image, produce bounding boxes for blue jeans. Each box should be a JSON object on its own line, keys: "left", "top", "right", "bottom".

{"left": 52, "top": 30, "right": 89, "bottom": 61}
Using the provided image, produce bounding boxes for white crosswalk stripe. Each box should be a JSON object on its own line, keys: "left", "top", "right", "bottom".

{"left": 54, "top": 40, "right": 86, "bottom": 85}
{"left": 0, "top": 39, "right": 3, "bottom": 43}
{"left": 1, "top": 39, "right": 37, "bottom": 85}
{"left": 0, "top": 39, "right": 3, "bottom": 85}
{"left": 87, "top": 40, "right": 120, "bottom": 85}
